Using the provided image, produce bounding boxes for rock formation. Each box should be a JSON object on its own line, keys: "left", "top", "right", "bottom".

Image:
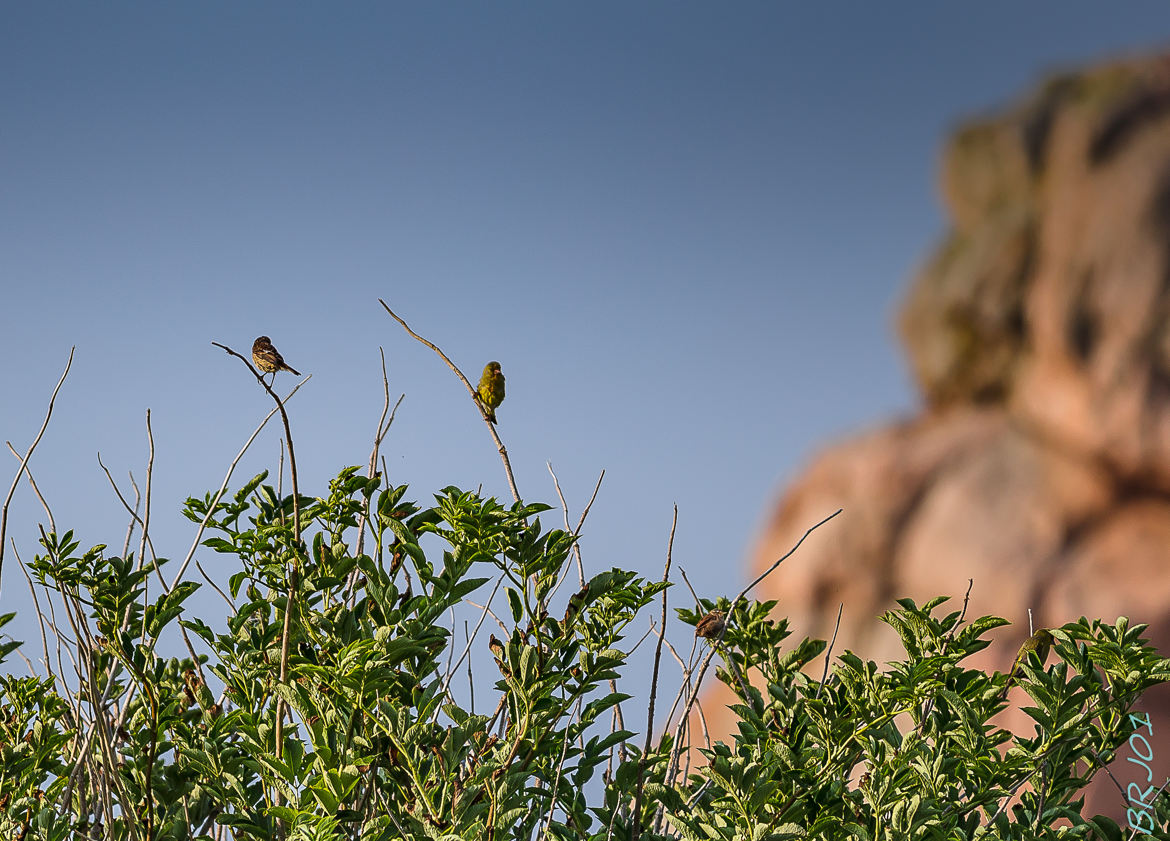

{"left": 716, "top": 51, "right": 1170, "bottom": 812}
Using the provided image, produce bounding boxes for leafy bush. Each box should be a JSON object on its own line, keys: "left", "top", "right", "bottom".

{"left": 3, "top": 335, "right": 1168, "bottom": 839}
{"left": 2, "top": 465, "right": 1169, "bottom": 839}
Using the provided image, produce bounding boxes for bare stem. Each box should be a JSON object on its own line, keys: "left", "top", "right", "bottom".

{"left": 635, "top": 505, "right": 676, "bottom": 840}
{"left": 1, "top": 347, "right": 74, "bottom": 598}
{"left": 816, "top": 603, "right": 844, "bottom": 700}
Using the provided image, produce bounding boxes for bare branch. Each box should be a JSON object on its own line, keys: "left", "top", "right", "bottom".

{"left": 139, "top": 410, "right": 159, "bottom": 587}
{"left": 546, "top": 466, "right": 605, "bottom": 603}
{"left": 815, "top": 603, "right": 844, "bottom": 700}
{"left": 679, "top": 568, "right": 702, "bottom": 612}
{"left": 196, "top": 559, "right": 237, "bottom": 615}
{"left": 739, "top": 508, "right": 843, "bottom": 600}
{"left": 96, "top": 455, "right": 155, "bottom": 564}
{"left": 634, "top": 504, "right": 676, "bottom": 840}
{"left": 1, "top": 347, "right": 74, "bottom": 597}
{"left": 6, "top": 442, "right": 55, "bottom": 534}
{"left": 350, "top": 349, "right": 404, "bottom": 603}
{"left": 16, "top": 542, "right": 52, "bottom": 679}
{"left": 541, "top": 697, "right": 584, "bottom": 837}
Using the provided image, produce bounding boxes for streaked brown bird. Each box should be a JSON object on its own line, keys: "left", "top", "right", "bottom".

{"left": 694, "top": 609, "right": 727, "bottom": 640}
{"left": 252, "top": 336, "right": 300, "bottom": 379}
{"left": 477, "top": 361, "right": 505, "bottom": 423}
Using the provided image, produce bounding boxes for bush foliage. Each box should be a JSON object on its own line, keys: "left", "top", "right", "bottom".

{"left": 3, "top": 336, "right": 1170, "bottom": 839}
{"left": 1, "top": 463, "right": 1169, "bottom": 840}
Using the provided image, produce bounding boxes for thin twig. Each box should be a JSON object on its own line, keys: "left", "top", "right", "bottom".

{"left": 958, "top": 578, "right": 974, "bottom": 624}
{"left": 740, "top": 509, "right": 843, "bottom": 599}
{"left": 379, "top": 299, "right": 521, "bottom": 503}
{"left": 816, "top": 603, "right": 843, "bottom": 700}
{"left": 714, "top": 637, "right": 753, "bottom": 709}
{"left": 540, "top": 697, "right": 584, "bottom": 837}
{"left": 633, "top": 505, "right": 676, "bottom": 841}
{"left": 660, "top": 641, "right": 700, "bottom": 750}
{"left": 133, "top": 414, "right": 162, "bottom": 840}
{"left": 123, "top": 469, "right": 141, "bottom": 560}
{"left": 139, "top": 410, "right": 158, "bottom": 587}
{"left": 465, "top": 621, "right": 475, "bottom": 715}
{"left": 918, "top": 580, "right": 977, "bottom": 733}
{"left": 444, "top": 607, "right": 458, "bottom": 689}
{"left": 547, "top": 463, "right": 601, "bottom": 590}
{"left": 349, "top": 350, "right": 403, "bottom": 602}
{"left": 96, "top": 455, "right": 158, "bottom": 566}
{"left": 1, "top": 347, "right": 73, "bottom": 598}
{"left": 685, "top": 778, "right": 713, "bottom": 809}
{"left": 649, "top": 620, "right": 688, "bottom": 672}
{"left": 679, "top": 568, "right": 702, "bottom": 612}
{"left": 6, "top": 443, "right": 56, "bottom": 534}
{"left": 110, "top": 416, "right": 209, "bottom": 693}
{"left": 602, "top": 679, "right": 628, "bottom": 787}
{"left": 441, "top": 575, "right": 507, "bottom": 698}
{"left": 356, "top": 349, "right": 403, "bottom": 560}
{"left": 463, "top": 598, "right": 510, "bottom": 637}
{"left": 694, "top": 690, "right": 711, "bottom": 754}
{"left": 17, "top": 544, "right": 53, "bottom": 679}
{"left": 196, "top": 560, "right": 237, "bottom": 615}
{"left": 547, "top": 468, "right": 606, "bottom": 605}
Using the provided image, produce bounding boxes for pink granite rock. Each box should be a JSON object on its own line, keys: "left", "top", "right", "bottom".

{"left": 701, "top": 52, "right": 1170, "bottom": 819}
{"left": 761, "top": 51, "right": 1170, "bottom": 662}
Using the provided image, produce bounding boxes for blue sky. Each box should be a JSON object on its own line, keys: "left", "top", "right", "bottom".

{"left": 2, "top": 5, "right": 1169, "bottom": 652}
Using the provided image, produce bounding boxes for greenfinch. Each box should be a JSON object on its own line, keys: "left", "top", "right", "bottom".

{"left": 1006, "top": 628, "right": 1054, "bottom": 686}
{"left": 477, "top": 361, "right": 505, "bottom": 423}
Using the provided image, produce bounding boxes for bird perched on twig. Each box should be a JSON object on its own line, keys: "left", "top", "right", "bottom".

{"left": 694, "top": 609, "right": 727, "bottom": 640}
{"left": 252, "top": 336, "right": 301, "bottom": 381}
{"left": 1005, "top": 628, "right": 1054, "bottom": 690}
{"left": 477, "top": 361, "right": 505, "bottom": 423}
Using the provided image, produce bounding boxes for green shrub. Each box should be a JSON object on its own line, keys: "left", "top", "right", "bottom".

{"left": 1, "top": 466, "right": 1168, "bottom": 840}
{"left": 4, "top": 335, "right": 1168, "bottom": 839}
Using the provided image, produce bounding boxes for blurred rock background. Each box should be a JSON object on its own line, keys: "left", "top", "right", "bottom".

{"left": 707, "top": 50, "right": 1170, "bottom": 810}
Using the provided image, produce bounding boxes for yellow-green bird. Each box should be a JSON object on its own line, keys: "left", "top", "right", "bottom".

{"left": 477, "top": 361, "right": 505, "bottom": 423}
{"left": 1006, "top": 628, "right": 1055, "bottom": 687}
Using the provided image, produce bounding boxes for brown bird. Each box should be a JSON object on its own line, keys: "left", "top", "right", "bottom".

{"left": 694, "top": 609, "right": 727, "bottom": 640}
{"left": 252, "top": 336, "right": 300, "bottom": 379}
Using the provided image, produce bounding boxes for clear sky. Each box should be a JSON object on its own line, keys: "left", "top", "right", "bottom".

{"left": 3, "top": 5, "right": 1169, "bottom": 652}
